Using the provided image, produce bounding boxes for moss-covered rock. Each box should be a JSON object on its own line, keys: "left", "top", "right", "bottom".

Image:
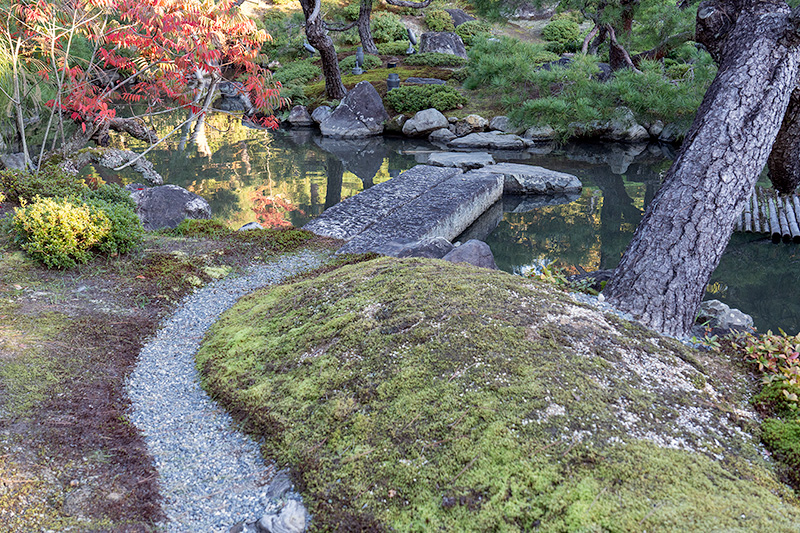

{"left": 198, "top": 257, "right": 800, "bottom": 531}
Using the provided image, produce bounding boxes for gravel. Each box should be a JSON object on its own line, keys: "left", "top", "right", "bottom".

{"left": 126, "top": 250, "right": 329, "bottom": 532}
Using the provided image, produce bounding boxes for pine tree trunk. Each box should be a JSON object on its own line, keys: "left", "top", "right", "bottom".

{"left": 301, "top": 0, "right": 347, "bottom": 100}
{"left": 604, "top": 0, "right": 800, "bottom": 337}
{"left": 357, "top": 0, "right": 379, "bottom": 55}
{"left": 768, "top": 89, "right": 800, "bottom": 194}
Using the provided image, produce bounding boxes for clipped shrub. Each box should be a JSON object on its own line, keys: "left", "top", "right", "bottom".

{"left": 12, "top": 196, "right": 111, "bottom": 268}
{"left": 85, "top": 197, "right": 143, "bottom": 255}
{"left": 761, "top": 418, "right": 800, "bottom": 488}
{"left": 425, "top": 9, "right": 455, "bottom": 32}
{"left": 0, "top": 164, "right": 86, "bottom": 203}
{"left": 455, "top": 19, "right": 492, "bottom": 47}
{"left": 404, "top": 52, "right": 467, "bottom": 67}
{"left": 172, "top": 218, "right": 231, "bottom": 238}
{"left": 384, "top": 84, "right": 466, "bottom": 113}
{"left": 541, "top": 19, "right": 581, "bottom": 44}
{"left": 273, "top": 60, "right": 321, "bottom": 85}
{"left": 377, "top": 40, "right": 411, "bottom": 56}
{"left": 339, "top": 53, "right": 382, "bottom": 71}
{"left": 371, "top": 11, "right": 407, "bottom": 43}
{"left": 84, "top": 183, "right": 136, "bottom": 210}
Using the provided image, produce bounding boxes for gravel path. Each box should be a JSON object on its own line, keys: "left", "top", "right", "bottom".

{"left": 126, "top": 250, "right": 329, "bottom": 532}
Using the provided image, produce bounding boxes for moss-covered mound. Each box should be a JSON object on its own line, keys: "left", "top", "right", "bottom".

{"left": 198, "top": 258, "right": 800, "bottom": 531}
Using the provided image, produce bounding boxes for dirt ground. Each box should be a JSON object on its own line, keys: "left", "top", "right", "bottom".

{"left": 0, "top": 217, "right": 334, "bottom": 531}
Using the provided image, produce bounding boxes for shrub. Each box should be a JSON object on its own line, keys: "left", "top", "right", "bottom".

{"left": 455, "top": 19, "right": 492, "bottom": 47}
{"left": 541, "top": 19, "right": 581, "bottom": 44}
{"left": 85, "top": 197, "right": 143, "bottom": 255}
{"left": 12, "top": 196, "right": 111, "bottom": 268}
{"left": 339, "top": 53, "right": 382, "bottom": 71}
{"left": 404, "top": 52, "right": 467, "bottom": 67}
{"left": 0, "top": 164, "right": 86, "bottom": 203}
{"left": 336, "top": 28, "right": 361, "bottom": 46}
{"left": 384, "top": 84, "right": 466, "bottom": 113}
{"left": 371, "top": 11, "right": 406, "bottom": 43}
{"left": 273, "top": 60, "right": 321, "bottom": 85}
{"left": 172, "top": 218, "right": 230, "bottom": 238}
{"left": 279, "top": 82, "right": 307, "bottom": 106}
{"left": 341, "top": 1, "right": 360, "bottom": 21}
{"left": 84, "top": 183, "right": 136, "bottom": 210}
{"left": 377, "top": 40, "right": 411, "bottom": 56}
{"left": 425, "top": 9, "right": 455, "bottom": 32}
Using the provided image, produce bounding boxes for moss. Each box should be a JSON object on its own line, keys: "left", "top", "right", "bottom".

{"left": 198, "top": 258, "right": 800, "bottom": 531}
{"left": 762, "top": 418, "right": 800, "bottom": 488}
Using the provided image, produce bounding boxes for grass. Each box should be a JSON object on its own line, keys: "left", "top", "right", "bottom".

{"left": 198, "top": 257, "right": 800, "bottom": 532}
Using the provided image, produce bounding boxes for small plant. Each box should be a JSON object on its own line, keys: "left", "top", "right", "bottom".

{"left": 12, "top": 196, "right": 111, "bottom": 268}
{"left": 371, "top": 11, "right": 407, "bottom": 43}
{"left": 0, "top": 164, "right": 87, "bottom": 203}
{"left": 742, "top": 330, "right": 800, "bottom": 401}
{"left": 171, "top": 218, "right": 231, "bottom": 238}
{"left": 377, "top": 40, "right": 411, "bottom": 56}
{"left": 339, "top": 53, "right": 382, "bottom": 71}
{"left": 425, "top": 9, "right": 455, "bottom": 32}
{"left": 541, "top": 19, "right": 581, "bottom": 44}
{"left": 456, "top": 19, "right": 492, "bottom": 47}
{"left": 383, "top": 84, "right": 467, "bottom": 113}
{"left": 273, "top": 60, "right": 321, "bottom": 85}
{"left": 403, "top": 52, "right": 467, "bottom": 67}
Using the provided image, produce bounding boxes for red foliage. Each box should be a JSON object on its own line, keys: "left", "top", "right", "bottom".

{"left": 249, "top": 187, "right": 304, "bottom": 228}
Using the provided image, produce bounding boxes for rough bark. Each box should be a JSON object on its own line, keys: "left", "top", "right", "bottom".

{"left": 604, "top": 0, "right": 800, "bottom": 337}
{"left": 768, "top": 88, "right": 800, "bottom": 193}
{"left": 356, "top": 0, "right": 379, "bottom": 55}
{"left": 301, "top": 0, "right": 347, "bottom": 100}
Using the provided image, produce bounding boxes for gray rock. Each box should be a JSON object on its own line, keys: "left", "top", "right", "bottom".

{"left": 473, "top": 162, "right": 582, "bottom": 195}
{"left": 659, "top": 122, "right": 686, "bottom": 143}
{"left": 320, "top": 81, "right": 389, "bottom": 138}
{"left": 648, "top": 120, "right": 664, "bottom": 138}
{"left": 503, "top": 192, "right": 581, "bottom": 212}
{"left": 403, "top": 108, "right": 449, "bottom": 137}
{"left": 426, "top": 151, "right": 495, "bottom": 170}
{"left": 257, "top": 500, "right": 308, "bottom": 533}
{"left": 264, "top": 470, "right": 295, "bottom": 501}
{"left": 428, "top": 127, "right": 457, "bottom": 144}
{"left": 447, "top": 131, "right": 532, "bottom": 150}
{"left": 512, "top": 2, "right": 556, "bottom": 20}
{"left": 128, "top": 184, "right": 211, "bottom": 231}
{"left": 419, "top": 32, "right": 467, "bottom": 58}
{"left": 489, "top": 116, "right": 523, "bottom": 134}
{"left": 287, "top": 105, "right": 314, "bottom": 127}
{"left": 380, "top": 237, "right": 455, "bottom": 258}
{"left": 442, "top": 239, "right": 498, "bottom": 269}
{"left": 453, "top": 114, "right": 489, "bottom": 136}
{"left": 445, "top": 8, "right": 476, "bottom": 26}
{"left": 384, "top": 114, "right": 407, "bottom": 135}
{"left": 523, "top": 125, "right": 557, "bottom": 141}
{"left": 605, "top": 107, "right": 650, "bottom": 142}
{"left": 215, "top": 96, "right": 248, "bottom": 112}
{"left": 311, "top": 105, "right": 332, "bottom": 125}
{"left": 405, "top": 77, "right": 446, "bottom": 85}
{"left": 238, "top": 222, "right": 263, "bottom": 231}
{"left": 697, "top": 300, "right": 754, "bottom": 330}
{"left": 0, "top": 152, "right": 28, "bottom": 170}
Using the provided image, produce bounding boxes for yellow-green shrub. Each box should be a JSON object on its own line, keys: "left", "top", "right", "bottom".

{"left": 0, "top": 164, "right": 86, "bottom": 203}
{"left": 12, "top": 196, "right": 111, "bottom": 268}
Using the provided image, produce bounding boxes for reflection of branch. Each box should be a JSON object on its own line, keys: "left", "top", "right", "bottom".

{"left": 62, "top": 147, "right": 164, "bottom": 185}
{"left": 112, "top": 111, "right": 203, "bottom": 171}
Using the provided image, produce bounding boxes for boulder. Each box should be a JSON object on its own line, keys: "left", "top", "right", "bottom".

{"left": 445, "top": 8, "right": 476, "bottom": 26}
{"left": 403, "top": 108, "right": 449, "bottom": 137}
{"left": 319, "top": 81, "right": 389, "bottom": 138}
{"left": 405, "top": 77, "right": 447, "bottom": 85}
{"left": 447, "top": 131, "right": 532, "bottom": 150}
{"left": 287, "top": 105, "right": 314, "bottom": 127}
{"left": 238, "top": 222, "right": 263, "bottom": 231}
{"left": 442, "top": 239, "right": 498, "bottom": 269}
{"left": 605, "top": 107, "right": 651, "bottom": 142}
{"left": 452, "top": 114, "right": 489, "bottom": 136}
{"left": 512, "top": 2, "right": 556, "bottom": 20}
{"left": 257, "top": 499, "right": 308, "bottom": 533}
{"left": 311, "top": 105, "right": 332, "bottom": 125}
{"left": 523, "top": 125, "right": 558, "bottom": 141}
{"left": 426, "top": 151, "right": 495, "bottom": 170}
{"left": 127, "top": 184, "right": 211, "bottom": 231}
{"left": 697, "top": 300, "right": 754, "bottom": 331}
{"left": 419, "top": 32, "right": 468, "bottom": 58}
{"left": 659, "top": 122, "right": 687, "bottom": 143}
{"left": 428, "top": 127, "right": 457, "bottom": 144}
{"left": 648, "top": 120, "right": 664, "bottom": 138}
{"left": 473, "top": 162, "right": 582, "bottom": 195}
{"left": 0, "top": 152, "right": 28, "bottom": 170}
{"left": 489, "top": 116, "right": 524, "bottom": 134}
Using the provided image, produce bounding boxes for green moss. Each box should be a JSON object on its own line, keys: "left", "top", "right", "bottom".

{"left": 198, "top": 258, "right": 800, "bottom": 531}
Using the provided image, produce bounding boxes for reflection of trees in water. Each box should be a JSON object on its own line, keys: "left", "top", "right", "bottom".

{"left": 709, "top": 235, "right": 800, "bottom": 333}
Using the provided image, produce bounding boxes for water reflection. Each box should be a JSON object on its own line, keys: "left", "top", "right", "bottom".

{"left": 115, "top": 115, "right": 798, "bottom": 333}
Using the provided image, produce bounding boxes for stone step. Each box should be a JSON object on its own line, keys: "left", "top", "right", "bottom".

{"left": 303, "top": 165, "right": 503, "bottom": 255}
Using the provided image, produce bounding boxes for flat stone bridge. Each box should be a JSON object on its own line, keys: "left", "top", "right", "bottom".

{"left": 303, "top": 163, "right": 581, "bottom": 255}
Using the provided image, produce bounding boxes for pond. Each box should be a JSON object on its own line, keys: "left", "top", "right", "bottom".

{"left": 114, "top": 113, "right": 800, "bottom": 334}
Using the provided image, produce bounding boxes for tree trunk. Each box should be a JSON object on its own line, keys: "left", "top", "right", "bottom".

{"left": 301, "top": 0, "right": 347, "bottom": 100}
{"left": 768, "top": 89, "right": 800, "bottom": 194}
{"left": 604, "top": 0, "right": 800, "bottom": 337}
{"left": 357, "top": 0, "right": 379, "bottom": 55}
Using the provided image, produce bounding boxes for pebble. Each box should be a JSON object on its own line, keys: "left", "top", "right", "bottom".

{"left": 126, "top": 250, "right": 329, "bottom": 532}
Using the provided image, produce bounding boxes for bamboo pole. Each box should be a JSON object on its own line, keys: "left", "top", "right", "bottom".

{"left": 779, "top": 198, "right": 791, "bottom": 242}
{"left": 794, "top": 196, "right": 800, "bottom": 236}
{"left": 752, "top": 189, "right": 762, "bottom": 233}
{"left": 768, "top": 193, "right": 782, "bottom": 242}
{"left": 743, "top": 192, "right": 752, "bottom": 232}
{"left": 785, "top": 195, "right": 800, "bottom": 243}
{"left": 735, "top": 211, "right": 743, "bottom": 232}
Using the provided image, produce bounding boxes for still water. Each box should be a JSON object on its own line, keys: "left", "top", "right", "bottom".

{"left": 115, "top": 114, "right": 800, "bottom": 334}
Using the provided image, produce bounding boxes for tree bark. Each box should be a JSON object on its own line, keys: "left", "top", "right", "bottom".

{"left": 301, "top": 0, "right": 347, "bottom": 100}
{"left": 357, "top": 0, "right": 379, "bottom": 55}
{"left": 768, "top": 88, "right": 800, "bottom": 194}
{"left": 604, "top": 0, "right": 800, "bottom": 337}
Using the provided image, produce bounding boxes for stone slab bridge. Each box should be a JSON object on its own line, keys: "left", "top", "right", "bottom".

{"left": 303, "top": 162, "right": 582, "bottom": 255}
